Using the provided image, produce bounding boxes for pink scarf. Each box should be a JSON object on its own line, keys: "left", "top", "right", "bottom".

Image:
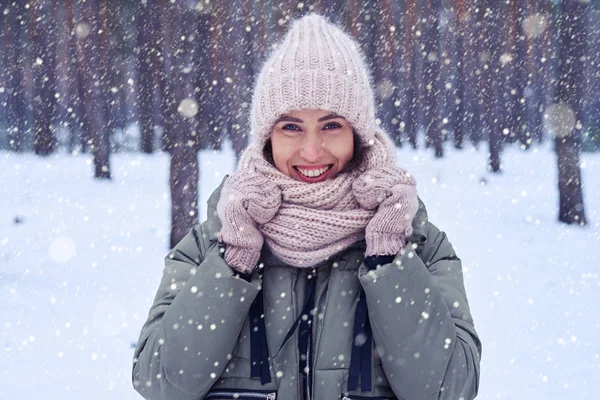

{"left": 236, "top": 128, "right": 396, "bottom": 268}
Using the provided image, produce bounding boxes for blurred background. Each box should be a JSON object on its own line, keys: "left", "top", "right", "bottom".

{"left": 1, "top": 1, "right": 599, "bottom": 399}
{"left": 1, "top": 0, "right": 599, "bottom": 242}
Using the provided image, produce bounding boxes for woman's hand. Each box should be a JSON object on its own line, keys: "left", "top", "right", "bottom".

{"left": 217, "top": 170, "right": 282, "bottom": 274}
{"left": 352, "top": 166, "right": 418, "bottom": 256}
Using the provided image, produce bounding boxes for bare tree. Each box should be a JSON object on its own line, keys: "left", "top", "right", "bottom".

{"left": 439, "top": 0, "right": 457, "bottom": 148}
{"left": 399, "top": 0, "right": 419, "bottom": 148}
{"left": 2, "top": 2, "right": 28, "bottom": 152}
{"left": 523, "top": 0, "right": 546, "bottom": 143}
{"left": 136, "top": 1, "right": 156, "bottom": 153}
{"left": 72, "top": 0, "right": 111, "bottom": 179}
{"left": 192, "top": 7, "right": 216, "bottom": 153}
{"left": 63, "top": 0, "right": 87, "bottom": 152}
{"left": 512, "top": 0, "right": 531, "bottom": 149}
{"left": 582, "top": 3, "right": 600, "bottom": 135}
{"left": 421, "top": 0, "right": 443, "bottom": 157}
{"left": 198, "top": 1, "right": 229, "bottom": 152}
{"left": 98, "top": 1, "right": 120, "bottom": 148}
{"left": 223, "top": 0, "right": 255, "bottom": 159}
{"left": 552, "top": 0, "right": 588, "bottom": 225}
{"left": 469, "top": 2, "right": 487, "bottom": 147}
{"left": 482, "top": 0, "right": 506, "bottom": 172}
{"left": 538, "top": 0, "right": 555, "bottom": 143}
{"left": 371, "top": 0, "right": 401, "bottom": 145}
{"left": 162, "top": 1, "right": 201, "bottom": 247}
{"left": 29, "top": 0, "right": 58, "bottom": 155}
{"left": 454, "top": 0, "right": 471, "bottom": 149}
{"left": 53, "top": 1, "right": 73, "bottom": 150}
{"left": 155, "top": 1, "right": 171, "bottom": 153}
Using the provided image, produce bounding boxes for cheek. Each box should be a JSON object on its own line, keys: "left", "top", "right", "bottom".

{"left": 270, "top": 135, "right": 294, "bottom": 175}
{"left": 333, "top": 133, "right": 355, "bottom": 169}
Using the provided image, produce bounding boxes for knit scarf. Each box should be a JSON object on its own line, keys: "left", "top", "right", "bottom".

{"left": 236, "top": 129, "right": 395, "bottom": 268}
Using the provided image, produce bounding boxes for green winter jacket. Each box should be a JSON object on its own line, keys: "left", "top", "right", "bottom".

{"left": 132, "top": 179, "right": 482, "bottom": 400}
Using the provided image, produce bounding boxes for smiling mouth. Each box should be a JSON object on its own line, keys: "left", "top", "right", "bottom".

{"left": 293, "top": 164, "right": 334, "bottom": 180}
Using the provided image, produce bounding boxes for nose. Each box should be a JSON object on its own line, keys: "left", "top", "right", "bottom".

{"left": 299, "top": 133, "right": 324, "bottom": 163}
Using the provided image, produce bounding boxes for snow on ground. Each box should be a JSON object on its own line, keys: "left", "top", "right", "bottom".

{"left": 1, "top": 140, "right": 599, "bottom": 400}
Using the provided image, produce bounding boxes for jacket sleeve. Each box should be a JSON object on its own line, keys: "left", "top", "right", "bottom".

{"left": 132, "top": 223, "right": 261, "bottom": 400}
{"left": 359, "top": 221, "right": 482, "bottom": 400}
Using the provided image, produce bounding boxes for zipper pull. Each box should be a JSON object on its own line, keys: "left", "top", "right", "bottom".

{"left": 266, "top": 393, "right": 277, "bottom": 400}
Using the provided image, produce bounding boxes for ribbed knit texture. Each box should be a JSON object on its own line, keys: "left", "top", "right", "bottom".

{"left": 250, "top": 14, "right": 380, "bottom": 152}
{"left": 218, "top": 14, "right": 418, "bottom": 271}
{"left": 237, "top": 146, "right": 371, "bottom": 268}
{"left": 217, "top": 171, "right": 282, "bottom": 273}
{"left": 352, "top": 166, "right": 419, "bottom": 256}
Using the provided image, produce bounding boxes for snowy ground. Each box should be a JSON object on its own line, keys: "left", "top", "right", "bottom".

{"left": 1, "top": 140, "right": 599, "bottom": 400}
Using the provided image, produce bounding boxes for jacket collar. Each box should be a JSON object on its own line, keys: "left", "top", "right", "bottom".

{"left": 408, "top": 197, "right": 429, "bottom": 254}
{"left": 204, "top": 176, "right": 228, "bottom": 243}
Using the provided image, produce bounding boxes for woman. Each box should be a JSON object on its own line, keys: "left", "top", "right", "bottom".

{"left": 133, "top": 14, "right": 481, "bottom": 400}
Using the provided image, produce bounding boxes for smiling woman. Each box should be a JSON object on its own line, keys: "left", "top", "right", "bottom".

{"left": 133, "top": 13, "right": 481, "bottom": 400}
{"left": 269, "top": 109, "right": 355, "bottom": 183}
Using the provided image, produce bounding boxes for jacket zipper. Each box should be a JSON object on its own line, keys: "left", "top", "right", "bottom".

{"left": 204, "top": 390, "right": 276, "bottom": 400}
{"left": 303, "top": 268, "right": 316, "bottom": 400}
{"left": 341, "top": 396, "right": 389, "bottom": 400}
{"left": 306, "top": 323, "right": 312, "bottom": 400}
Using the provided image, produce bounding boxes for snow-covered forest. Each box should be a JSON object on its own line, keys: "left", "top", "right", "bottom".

{"left": 1, "top": 1, "right": 599, "bottom": 399}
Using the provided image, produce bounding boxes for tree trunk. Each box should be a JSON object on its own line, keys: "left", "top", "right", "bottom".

{"left": 499, "top": 0, "right": 518, "bottom": 145}
{"left": 2, "top": 3, "right": 27, "bottom": 152}
{"left": 473, "top": 1, "right": 490, "bottom": 152}
{"left": 553, "top": 0, "right": 588, "bottom": 225}
{"left": 136, "top": 1, "right": 155, "bottom": 153}
{"left": 193, "top": 11, "right": 214, "bottom": 152}
{"left": 400, "top": 0, "right": 419, "bottom": 148}
{"left": 588, "top": 7, "right": 600, "bottom": 136}
{"left": 149, "top": 4, "right": 165, "bottom": 150}
{"left": 421, "top": 0, "right": 443, "bottom": 157}
{"left": 98, "top": 1, "right": 119, "bottom": 149}
{"left": 467, "top": 2, "right": 486, "bottom": 147}
{"left": 513, "top": 0, "right": 530, "bottom": 149}
{"left": 63, "top": 0, "right": 83, "bottom": 153}
{"left": 580, "top": 2, "right": 597, "bottom": 133}
{"left": 372, "top": 0, "right": 400, "bottom": 146}
{"left": 454, "top": 0, "right": 471, "bottom": 149}
{"left": 164, "top": 2, "right": 200, "bottom": 247}
{"left": 76, "top": 65, "right": 89, "bottom": 152}
{"left": 523, "top": 0, "right": 545, "bottom": 143}
{"left": 224, "top": 0, "right": 253, "bottom": 160}
{"left": 484, "top": 0, "right": 505, "bottom": 172}
{"left": 538, "top": 0, "right": 554, "bottom": 142}
{"left": 29, "top": 0, "right": 58, "bottom": 156}
{"left": 200, "top": 1, "right": 230, "bottom": 151}
{"left": 74, "top": 0, "right": 111, "bottom": 179}
{"left": 439, "top": 1, "right": 457, "bottom": 148}
{"left": 158, "top": 0, "right": 174, "bottom": 153}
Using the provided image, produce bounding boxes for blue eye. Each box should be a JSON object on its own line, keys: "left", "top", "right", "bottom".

{"left": 282, "top": 124, "right": 301, "bottom": 131}
{"left": 324, "top": 122, "right": 342, "bottom": 130}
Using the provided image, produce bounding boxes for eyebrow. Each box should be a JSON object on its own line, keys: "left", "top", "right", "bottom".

{"left": 274, "top": 113, "right": 345, "bottom": 124}
{"left": 318, "top": 113, "right": 344, "bottom": 122}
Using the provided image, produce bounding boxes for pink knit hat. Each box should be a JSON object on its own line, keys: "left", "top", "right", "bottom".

{"left": 250, "top": 14, "right": 379, "bottom": 151}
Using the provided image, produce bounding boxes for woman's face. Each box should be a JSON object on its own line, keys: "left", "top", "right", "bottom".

{"left": 269, "top": 109, "right": 354, "bottom": 183}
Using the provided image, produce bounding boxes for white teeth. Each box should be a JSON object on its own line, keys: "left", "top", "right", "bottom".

{"left": 298, "top": 166, "right": 331, "bottom": 178}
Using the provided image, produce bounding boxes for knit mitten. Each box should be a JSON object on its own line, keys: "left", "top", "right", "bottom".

{"left": 217, "top": 171, "right": 282, "bottom": 274}
{"left": 352, "top": 166, "right": 418, "bottom": 256}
